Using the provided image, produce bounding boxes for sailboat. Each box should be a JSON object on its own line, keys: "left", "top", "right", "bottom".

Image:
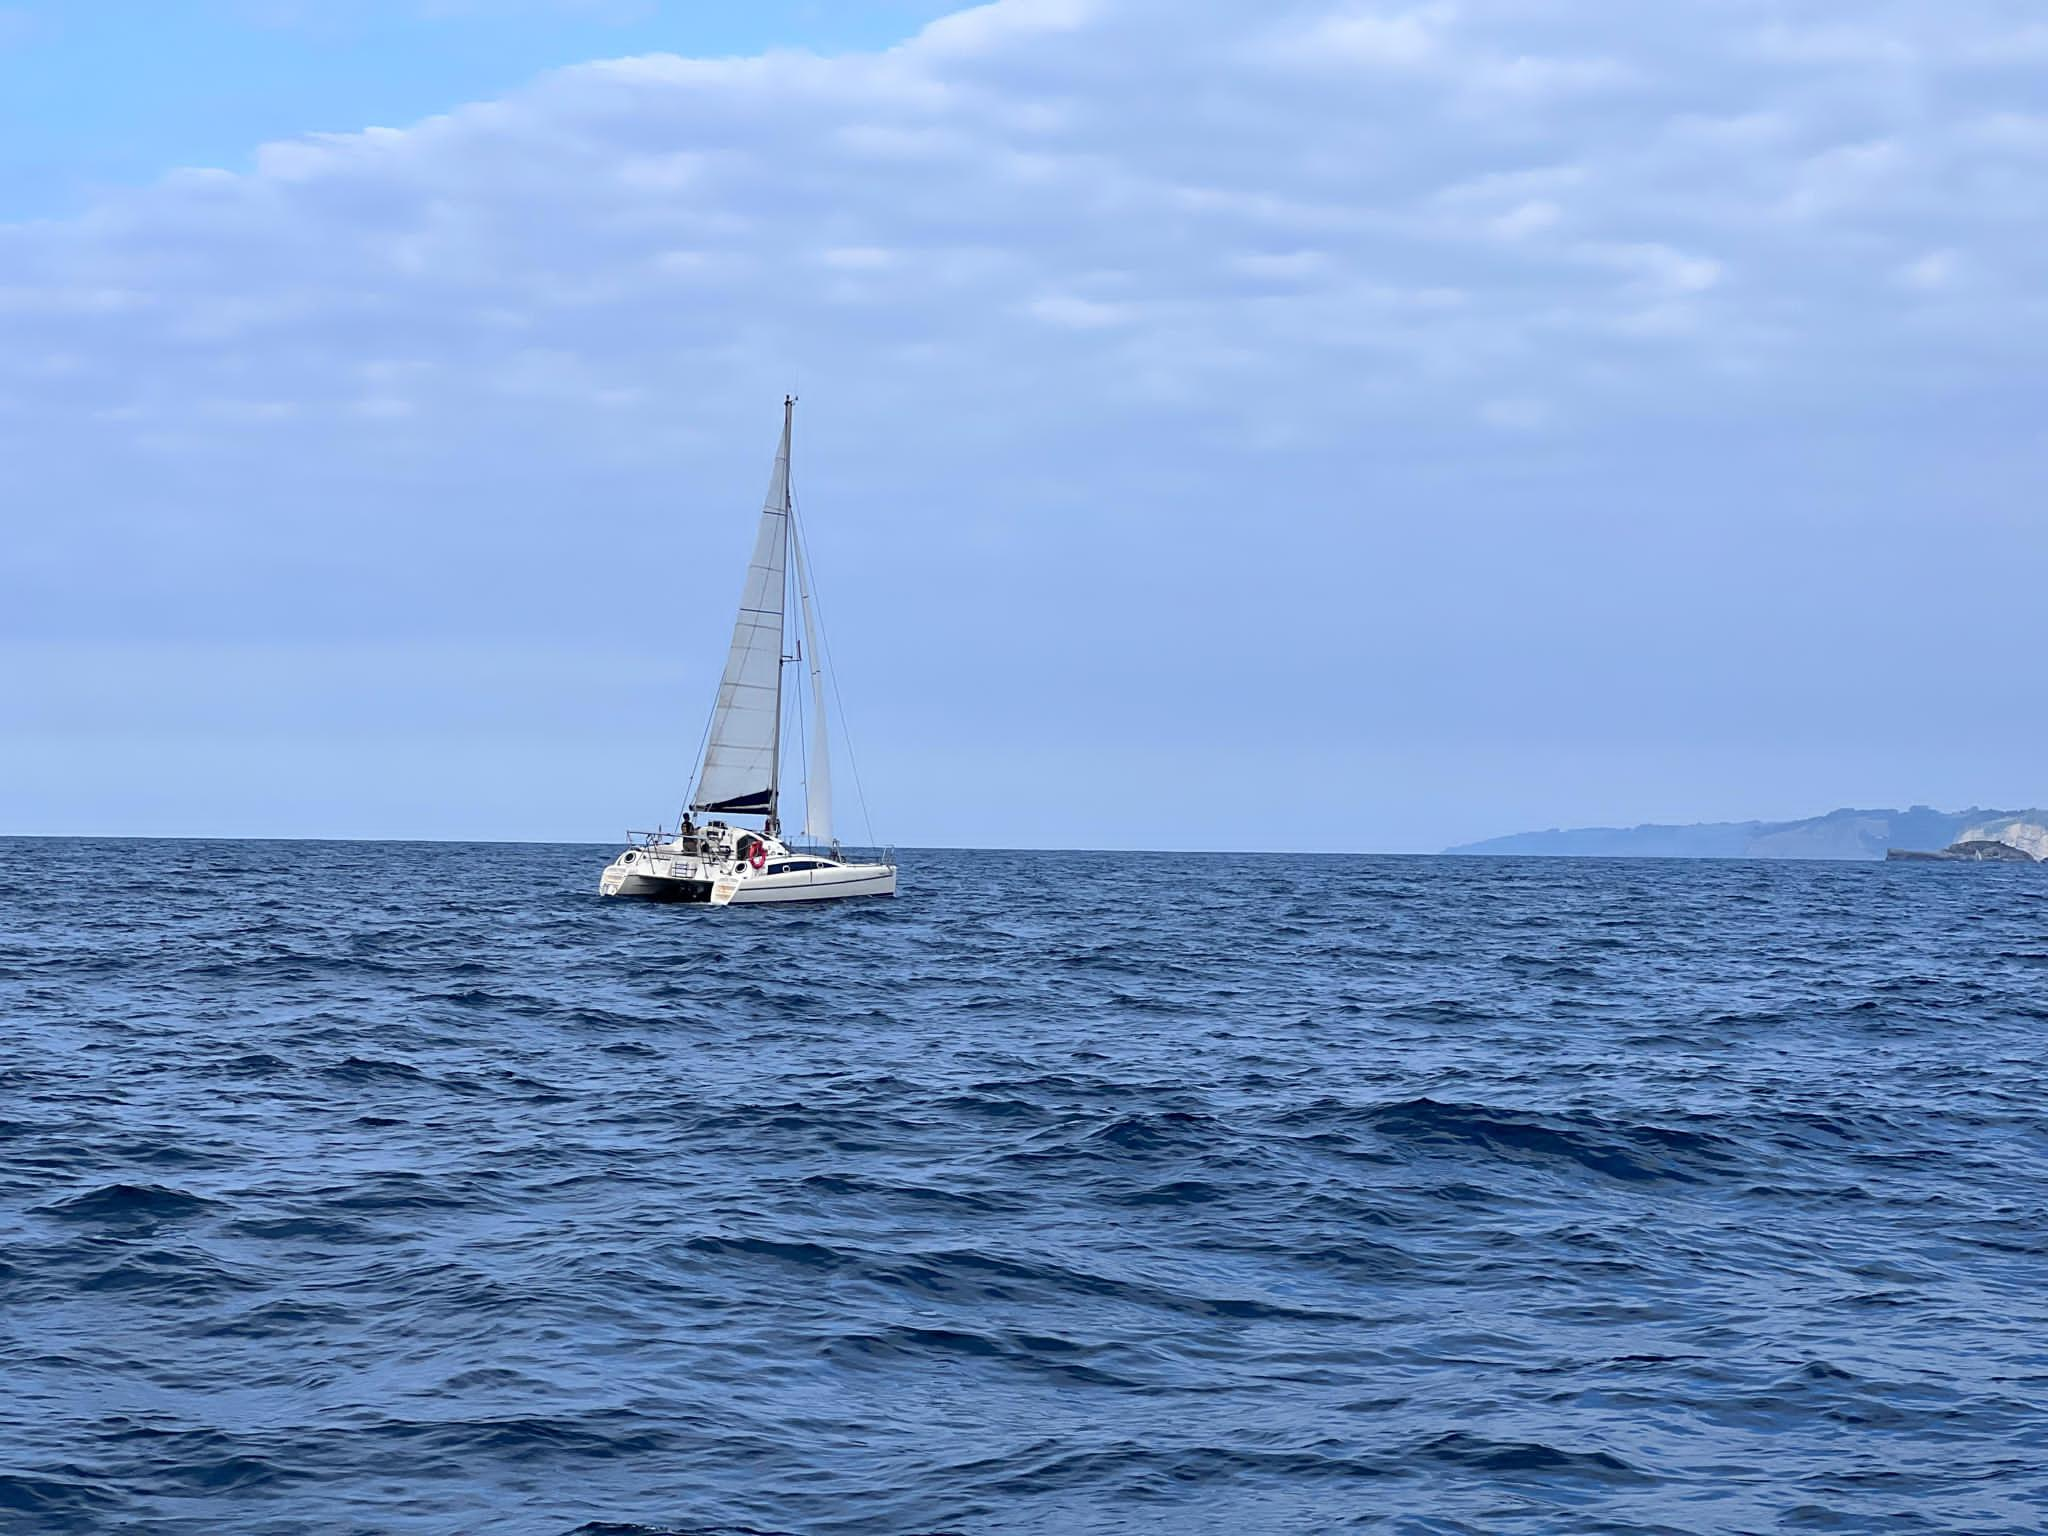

{"left": 599, "top": 398, "right": 897, "bottom": 905}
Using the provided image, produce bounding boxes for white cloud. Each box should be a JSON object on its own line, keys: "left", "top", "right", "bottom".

{"left": 819, "top": 245, "right": 897, "bottom": 271}
{"left": 912, "top": 0, "right": 1097, "bottom": 59}
{"left": 1591, "top": 242, "right": 1724, "bottom": 295}
{"left": 1752, "top": 23, "right": 1916, "bottom": 68}
{"left": 1896, "top": 249, "right": 1959, "bottom": 291}
{"left": 1780, "top": 138, "right": 1907, "bottom": 220}
{"left": 1461, "top": 51, "right": 1636, "bottom": 103}
{"left": 1027, "top": 293, "right": 1132, "bottom": 329}
{"left": 1490, "top": 199, "right": 1562, "bottom": 240}
{"left": 1, "top": 0, "right": 2043, "bottom": 481}
{"left": 1281, "top": 4, "right": 1450, "bottom": 70}
{"left": 1228, "top": 249, "right": 1331, "bottom": 282}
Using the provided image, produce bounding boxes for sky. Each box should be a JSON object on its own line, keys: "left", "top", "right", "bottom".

{"left": 4, "top": 0, "right": 2046, "bottom": 852}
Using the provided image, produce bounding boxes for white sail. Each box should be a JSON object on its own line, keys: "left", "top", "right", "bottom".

{"left": 691, "top": 402, "right": 791, "bottom": 818}
{"left": 793, "top": 514, "right": 833, "bottom": 845}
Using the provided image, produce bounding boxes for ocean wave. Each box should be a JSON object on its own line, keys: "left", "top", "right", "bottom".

{"left": 3, "top": 839, "right": 2044, "bottom": 1534}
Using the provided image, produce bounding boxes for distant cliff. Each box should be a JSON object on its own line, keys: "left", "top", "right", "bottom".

{"left": 1446, "top": 806, "right": 2042, "bottom": 861}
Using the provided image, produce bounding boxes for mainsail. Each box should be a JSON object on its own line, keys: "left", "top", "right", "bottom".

{"left": 691, "top": 400, "right": 792, "bottom": 819}
{"left": 793, "top": 514, "right": 833, "bottom": 845}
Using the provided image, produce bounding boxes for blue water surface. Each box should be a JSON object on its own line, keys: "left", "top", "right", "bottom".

{"left": 2, "top": 840, "right": 2044, "bottom": 1534}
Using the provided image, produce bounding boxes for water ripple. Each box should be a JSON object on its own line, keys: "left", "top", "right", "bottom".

{"left": 1, "top": 838, "right": 2045, "bottom": 1534}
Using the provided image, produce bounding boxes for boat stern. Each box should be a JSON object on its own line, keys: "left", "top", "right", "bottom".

{"left": 599, "top": 848, "right": 712, "bottom": 901}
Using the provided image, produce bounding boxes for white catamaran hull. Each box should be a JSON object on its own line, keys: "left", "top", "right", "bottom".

{"left": 723, "top": 864, "right": 896, "bottom": 904}
{"left": 599, "top": 846, "right": 895, "bottom": 904}
{"left": 599, "top": 396, "right": 895, "bottom": 909}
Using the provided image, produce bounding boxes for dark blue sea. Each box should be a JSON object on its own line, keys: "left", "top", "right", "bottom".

{"left": 3, "top": 840, "right": 2045, "bottom": 1535}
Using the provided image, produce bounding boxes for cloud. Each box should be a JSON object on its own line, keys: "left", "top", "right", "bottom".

{"left": 4, "top": 0, "right": 2047, "bottom": 659}
{"left": 1489, "top": 199, "right": 1562, "bottom": 240}
{"left": 1589, "top": 242, "right": 1724, "bottom": 295}
{"left": 915, "top": 0, "right": 1097, "bottom": 58}
{"left": 5, "top": 1, "right": 2040, "bottom": 445}
{"left": 1279, "top": 4, "right": 1451, "bottom": 70}
{"left": 1896, "top": 249, "right": 1960, "bottom": 292}
{"left": 235, "top": 0, "right": 658, "bottom": 25}
{"left": 1027, "top": 293, "right": 1132, "bottom": 329}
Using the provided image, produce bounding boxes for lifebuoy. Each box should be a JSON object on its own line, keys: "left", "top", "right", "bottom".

{"left": 748, "top": 843, "right": 767, "bottom": 871}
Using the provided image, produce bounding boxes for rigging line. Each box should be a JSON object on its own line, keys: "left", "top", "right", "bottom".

{"left": 790, "top": 493, "right": 872, "bottom": 847}
{"left": 794, "top": 683, "right": 809, "bottom": 846}
{"left": 786, "top": 512, "right": 810, "bottom": 847}
{"left": 788, "top": 492, "right": 879, "bottom": 851}
{"left": 673, "top": 752, "right": 707, "bottom": 835}
{"left": 676, "top": 648, "right": 720, "bottom": 834}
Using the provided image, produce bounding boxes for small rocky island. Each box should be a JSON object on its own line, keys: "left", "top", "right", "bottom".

{"left": 1887, "top": 839, "right": 2041, "bottom": 863}
{"left": 1886, "top": 818, "right": 2048, "bottom": 864}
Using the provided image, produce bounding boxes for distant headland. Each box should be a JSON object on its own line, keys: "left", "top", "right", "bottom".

{"left": 1446, "top": 806, "right": 2048, "bottom": 862}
